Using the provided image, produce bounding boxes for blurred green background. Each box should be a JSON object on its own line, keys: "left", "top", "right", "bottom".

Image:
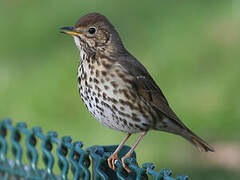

{"left": 0, "top": 0, "right": 239, "bottom": 179}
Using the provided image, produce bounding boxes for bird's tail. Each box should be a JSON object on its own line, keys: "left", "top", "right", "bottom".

{"left": 181, "top": 128, "right": 215, "bottom": 152}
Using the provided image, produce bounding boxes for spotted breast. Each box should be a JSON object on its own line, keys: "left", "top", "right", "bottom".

{"left": 76, "top": 41, "right": 158, "bottom": 133}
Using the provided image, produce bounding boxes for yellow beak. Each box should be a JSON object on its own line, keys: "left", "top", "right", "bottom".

{"left": 60, "top": 27, "right": 83, "bottom": 36}
{"left": 63, "top": 31, "right": 81, "bottom": 36}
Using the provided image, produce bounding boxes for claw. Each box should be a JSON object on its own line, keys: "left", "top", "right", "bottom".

{"left": 107, "top": 153, "right": 119, "bottom": 170}
{"left": 121, "top": 153, "right": 132, "bottom": 173}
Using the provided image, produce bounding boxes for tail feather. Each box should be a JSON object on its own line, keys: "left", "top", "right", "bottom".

{"left": 181, "top": 129, "right": 215, "bottom": 152}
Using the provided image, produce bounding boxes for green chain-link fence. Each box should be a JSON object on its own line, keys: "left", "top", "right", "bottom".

{"left": 0, "top": 119, "right": 188, "bottom": 180}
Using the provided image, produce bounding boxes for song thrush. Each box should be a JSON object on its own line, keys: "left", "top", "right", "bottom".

{"left": 61, "top": 12, "right": 214, "bottom": 172}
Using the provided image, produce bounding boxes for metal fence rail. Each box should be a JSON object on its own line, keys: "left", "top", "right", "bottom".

{"left": 0, "top": 119, "right": 188, "bottom": 180}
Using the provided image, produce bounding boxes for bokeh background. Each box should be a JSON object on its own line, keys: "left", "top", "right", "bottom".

{"left": 0, "top": 0, "right": 239, "bottom": 179}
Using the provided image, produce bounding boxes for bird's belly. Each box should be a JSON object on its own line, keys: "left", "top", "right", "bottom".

{"left": 79, "top": 84, "right": 148, "bottom": 133}
{"left": 77, "top": 62, "right": 155, "bottom": 133}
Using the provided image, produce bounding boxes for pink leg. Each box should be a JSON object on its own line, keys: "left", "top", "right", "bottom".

{"left": 121, "top": 131, "right": 147, "bottom": 172}
{"left": 108, "top": 133, "right": 132, "bottom": 170}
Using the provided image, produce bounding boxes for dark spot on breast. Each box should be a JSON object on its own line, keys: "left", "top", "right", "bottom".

{"left": 92, "top": 53, "right": 96, "bottom": 60}
{"left": 120, "top": 106, "right": 125, "bottom": 111}
{"left": 142, "top": 123, "right": 148, "bottom": 127}
{"left": 102, "top": 92, "right": 107, "bottom": 100}
{"left": 132, "top": 116, "right": 141, "bottom": 122}
{"left": 113, "top": 89, "right": 118, "bottom": 94}
{"left": 118, "top": 99, "right": 138, "bottom": 110}
{"left": 119, "top": 117, "right": 127, "bottom": 126}
{"left": 104, "top": 85, "right": 109, "bottom": 90}
{"left": 95, "top": 69, "right": 99, "bottom": 77}
{"left": 132, "top": 113, "right": 137, "bottom": 117}
{"left": 83, "top": 72, "right": 87, "bottom": 80}
{"left": 95, "top": 85, "right": 101, "bottom": 92}
{"left": 95, "top": 97, "right": 99, "bottom": 104}
{"left": 122, "top": 78, "right": 131, "bottom": 84}
{"left": 101, "top": 71, "right": 107, "bottom": 76}
{"left": 87, "top": 57, "right": 90, "bottom": 63}
{"left": 110, "top": 73, "right": 115, "bottom": 77}
{"left": 118, "top": 111, "right": 131, "bottom": 118}
{"left": 112, "top": 104, "right": 117, "bottom": 111}
{"left": 101, "top": 101, "right": 112, "bottom": 110}
{"left": 94, "top": 78, "right": 99, "bottom": 84}
{"left": 96, "top": 105, "right": 104, "bottom": 112}
{"left": 118, "top": 89, "right": 123, "bottom": 93}
{"left": 100, "top": 79, "right": 104, "bottom": 83}
{"left": 78, "top": 77, "right": 81, "bottom": 84}
{"left": 90, "top": 70, "right": 94, "bottom": 75}
{"left": 119, "top": 99, "right": 125, "bottom": 105}
{"left": 110, "top": 81, "right": 118, "bottom": 88}
{"left": 135, "top": 124, "right": 141, "bottom": 129}
{"left": 130, "top": 91, "right": 137, "bottom": 98}
{"left": 100, "top": 111, "right": 106, "bottom": 117}
{"left": 81, "top": 65, "right": 85, "bottom": 72}
{"left": 143, "top": 114, "right": 149, "bottom": 119}
{"left": 97, "top": 60, "right": 100, "bottom": 66}
{"left": 102, "top": 61, "right": 112, "bottom": 69}
{"left": 118, "top": 73, "right": 124, "bottom": 79}
{"left": 108, "top": 97, "right": 118, "bottom": 104}
{"left": 123, "top": 90, "right": 130, "bottom": 99}
{"left": 89, "top": 77, "right": 92, "bottom": 82}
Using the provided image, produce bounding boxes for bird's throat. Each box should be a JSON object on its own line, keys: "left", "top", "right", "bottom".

{"left": 73, "top": 36, "right": 82, "bottom": 51}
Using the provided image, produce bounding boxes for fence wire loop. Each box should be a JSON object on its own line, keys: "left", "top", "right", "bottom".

{"left": 0, "top": 119, "right": 188, "bottom": 180}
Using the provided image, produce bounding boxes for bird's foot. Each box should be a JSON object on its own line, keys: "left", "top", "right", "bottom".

{"left": 107, "top": 153, "right": 119, "bottom": 170}
{"left": 121, "top": 153, "right": 132, "bottom": 173}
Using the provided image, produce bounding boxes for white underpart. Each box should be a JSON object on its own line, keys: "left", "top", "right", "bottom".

{"left": 73, "top": 36, "right": 85, "bottom": 60}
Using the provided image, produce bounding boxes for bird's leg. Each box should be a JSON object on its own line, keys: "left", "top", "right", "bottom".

{"left": 108, "top": 133, "right": 132, "bottom": 170}
{"left": 121, "top": 131, "right": 147, "bottom": 172}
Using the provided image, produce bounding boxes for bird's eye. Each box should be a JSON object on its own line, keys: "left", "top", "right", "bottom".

{"left": 88, "top": 27, "right": 96, "bottom": 34}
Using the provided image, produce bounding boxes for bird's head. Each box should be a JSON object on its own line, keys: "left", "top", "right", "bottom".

{"left": 61, "top": 13, "right": 124, "bottom": 55}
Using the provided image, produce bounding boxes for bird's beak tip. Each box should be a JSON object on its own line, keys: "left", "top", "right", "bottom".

{"left": 59, "top": 26, "right": 81, "bottom": 36}
{"left": 60, "top": 26, "right": 74, "bottom": 31}
{"left": 60, "top": 31, "right": 67, "bottom": 34}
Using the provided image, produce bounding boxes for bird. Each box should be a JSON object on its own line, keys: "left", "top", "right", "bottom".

{"left": 60, "top": 12, "right": 214, "bottom": 172}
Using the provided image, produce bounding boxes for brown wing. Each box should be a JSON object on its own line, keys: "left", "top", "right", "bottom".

{"left": 116, "top": 54, "right": 187, "bottom": 129}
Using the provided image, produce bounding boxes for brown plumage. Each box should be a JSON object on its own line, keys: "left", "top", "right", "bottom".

{"left": 61, "top": 12, "right": 214, "bottom": 172}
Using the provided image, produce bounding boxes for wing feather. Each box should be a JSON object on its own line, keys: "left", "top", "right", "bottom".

{"left": 116, "top": 55, "right": 187, "bottom": 129}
